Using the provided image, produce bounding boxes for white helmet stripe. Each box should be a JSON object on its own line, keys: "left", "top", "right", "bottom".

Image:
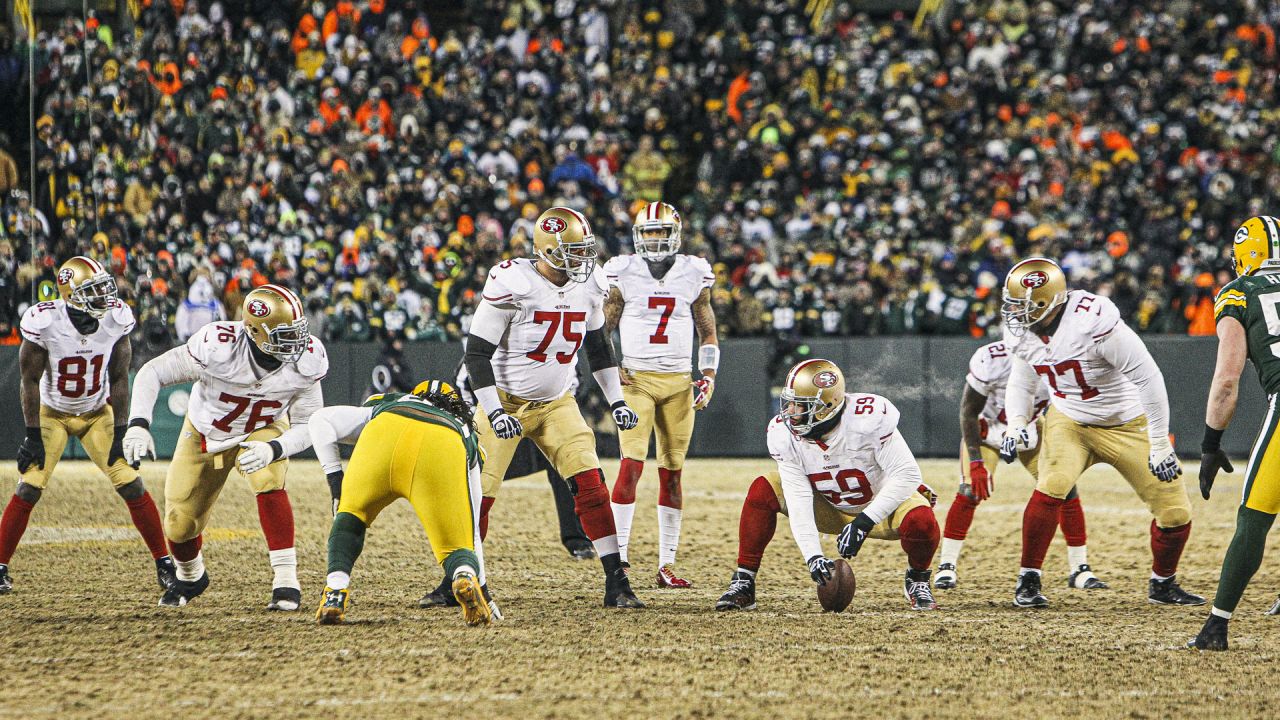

{"left": 1265, "top": 216, "right": 1280, "bottom": 260}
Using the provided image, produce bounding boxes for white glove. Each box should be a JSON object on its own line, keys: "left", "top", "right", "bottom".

{"left": 123, "top": 425, "right": 155, "bottom": 465}
{"left": 487, "top": 410, "right": 524, "bottom": 440}
{"left": 610, "top": 401, "right": 639, "bottom": 430}
{"left": 237, "top": 441, "right": 277, "bottom": 475}
{"left": 999, "top": 418, "right": 1038, "bottom": 461}
{"left": 692, "top": 376, "right": 715, "bottom": 410}
{"left": 1149, "top": 439, "right": 1182, "bottom": 482}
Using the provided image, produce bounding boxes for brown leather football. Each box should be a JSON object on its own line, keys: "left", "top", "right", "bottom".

{"left": 817, "top": 559, "right": 856, "bottom": 612}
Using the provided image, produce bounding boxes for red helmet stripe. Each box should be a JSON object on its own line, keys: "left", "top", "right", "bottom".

{"left": 77, "top": 255, "right": 104, "bottom": 274}
{"left": 260, "top": 284, "right": 303, "bottom": 318}
{"left": 562, "top": 207, "right": 592, "bottom": 236}
{"left": 785, "top": 358, "right": 828, "bottom": 389}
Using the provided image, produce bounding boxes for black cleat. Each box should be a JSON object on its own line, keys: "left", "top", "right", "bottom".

{"left": 155, "top": 556, "right": 177, "bottom": 591}
{"left": 1149, "top": 576, "right": 1206, "bottom": 606}
{"left": 1067, "top": 564, "right": 1109, "bottom": 590}
{"left": 0, "top": 564, "right": 11, "bottom": 594}
{"left": 1188, "top": 614, "right": 1229, "bottom": 651}
{"left": 904, "top": 569, "right": 937, "bottom": 610}
{"left": 604, "top": 567, "right": 644, "bottom": 608}
{"left": 1014, "top": 571, "right": 1049, "bottom": 608}
{"left": 564, "top": 538, "right": 597, "bottom": 560}
{"left": 267, "top": 586, "right": 303, "bottom": 611}
{"left": 715, "top": 571, "right": 757, "bottom": 611}
{"left": 419, "top": 576, "right": 460, "bottom": 608}
{"left": 159, "top": 572, "right": 209, "bottom": 607}
{"left": 934, "top": 563, "right": 957, "bottom": 590}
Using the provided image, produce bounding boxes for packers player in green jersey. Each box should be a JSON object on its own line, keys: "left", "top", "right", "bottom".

{"left": 1190, "top": 215, "right": 1280, "bottom": 650}
{"left": 307, "top": 380, "right": 493, "bottom": 626}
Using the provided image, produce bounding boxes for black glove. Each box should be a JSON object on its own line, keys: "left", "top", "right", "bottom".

{"left": 327, "top": 470, "right": 344, "bottom": 517}
{"left": 1199, "top": 425, "right": 1232, "bottom": 501}
{"left": 488, "top": 409, "right": 524, "bottom": 440}
{"left": 807, "top": 555, "right": 834, "bottom": 585}
{"left": 17, "top": 427, "right": 44, "bottom": 474}
{"left": 109, "top": 424, "right": 134, "bottom": 469}
{"left": 836, "top": 513, "right": 877, "bottom": 559}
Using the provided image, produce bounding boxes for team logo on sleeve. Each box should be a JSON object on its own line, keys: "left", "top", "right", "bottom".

{"left": 540, "top": 216, "right": 567, "bottom": 234}
{"left": 57, "top": 268, "right": 73, "bottom": 285}
{"left": 247, "top": 299, "right": 271, "bottom": 317}
{"left": 1021, "top": 271, "right": 1049, "bottom": 288}
{"left": 813, "top": 371, "right": 839, "bottom": 388}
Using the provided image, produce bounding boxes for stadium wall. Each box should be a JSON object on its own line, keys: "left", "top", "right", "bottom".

{"left": 0, "top": 337, "right": 1262, "bottom": 460}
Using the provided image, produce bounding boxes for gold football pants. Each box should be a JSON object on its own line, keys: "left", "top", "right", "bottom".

{"left": 765, "top": 472, "right": 931, "bottom": 540}
{"left": 22, "top": 404, "right": 136, "bottom": 489}
{"left": 479, "top": 390, "right": 598, "bottom": 498}
{"left": 619, "top": 370, "right": 695, "bottom": 470}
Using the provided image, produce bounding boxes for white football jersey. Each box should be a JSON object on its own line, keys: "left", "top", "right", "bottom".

{"left": 1003, "top": 290, "right": 1143, "bottom": 426}
{"left": 478, "top": 258, "right": 607, "bottom": 402}
{"left": 183, "top": 321, "right": 328, "bottom": 452}
{"left": 966, "top": 341, "right": 1049, "bottom": 447}
{"left": 604, "top": 254, "right": 715, "bottom": 373}
{"left": 19, "top": 299, "right": 135, "bottom": 415}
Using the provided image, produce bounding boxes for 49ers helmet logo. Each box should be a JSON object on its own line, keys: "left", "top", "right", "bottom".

{"left": 247, "top": 299, "right": 271, "bottom": 317}
{"left": 57, "top": 268, "right": 73, "bottom": 285}
{"left": 540, "top": 216, "right": 567, "bottom": 234}
{"left": 1021, "top": 271, "right": 1049, "bottom": 289}
{"left": 813, "top": 370, "right": 838, "bottom": 389}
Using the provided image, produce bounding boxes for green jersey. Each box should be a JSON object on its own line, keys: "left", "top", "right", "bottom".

{"left": 1215, "top": 272, "right": 1280, "bottom": 395}
{"left": 361, "top": 392, "right": 482, "bottom": 468}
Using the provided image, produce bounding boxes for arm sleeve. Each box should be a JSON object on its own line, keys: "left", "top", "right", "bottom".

{"left": 128, "top": 345, "right": 202, "bottom": 424}
{"left": 273, "top": 383, "right": 325, "bottom": 458}
{"left": 584, "top": 326, "right": 623, "bottom": 403}
{"left": 463, "top": 334, "right": 503, "bottom": 417}
{"left": 1004, "top": 356, "right": 1039, "bottom": 427}
{"left": 307, "top": 405, "right": 374, "bottom": 474}
{"left": 778, "top": 461, "right": 824, "bottom": 561}
{"left": 860, "top": 430, "right": 924, "bottom": 524}
{"left": 1094, "top": 322, "right": 1171, "bottom": 446}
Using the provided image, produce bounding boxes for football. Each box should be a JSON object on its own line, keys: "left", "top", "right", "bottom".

{"left": 817, "top": 559, "right": 856, "bottom": 612}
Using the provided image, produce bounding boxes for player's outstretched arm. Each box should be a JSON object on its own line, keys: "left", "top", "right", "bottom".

{"left": 959, "top": 383, "right": 992, "bottom": 498}
{"left": 1200, "top": 317, "right": 1247, "bottom": 499}
{"left": 307, "top": 404, "right": 373, "bottom": 514}
{"left": 239, "top": 384, "right": 327, "bottom": 475}
{"left": 692, "top": 288, "right": 719, "bottom": 410}
{"left": 124, "top": 345, "right": 202, "bottom": 463}
{"left": 16, "top": 341, "right": 48, "bottom": 473}
{"left": 1095, "top": 323, "right": 1179, "bottom": 480}
{"left": 1001, "top": 357, "right": 1039, "bottom": 460}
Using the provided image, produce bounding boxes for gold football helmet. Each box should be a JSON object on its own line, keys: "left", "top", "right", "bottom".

{"left": 56, "top": 255, "right": 117, "bottom": 317}
{"left": 242, "top": 284, "right": 309, "bottom": 362}
{"left": 632, "top": 201, "right": 682, "bottom": 261}
{"left": 1231, "top": 215, "right": 1280, "bottom": 277}
{"left": 1002, "top": 258, "right": 1068, "bottom": 336}
{"left": 780, "top": 359, "right": 846, "bottom": 435}
{"left": 533, "top": 206, "right": 597, "bottom": 283}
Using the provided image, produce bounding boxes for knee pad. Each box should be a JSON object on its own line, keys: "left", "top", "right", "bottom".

{"left": 115, "top": 478, "right": 146, "bottom": 501}
{"left": 744, "top": 476, "right": 781, "bottom": 514}
{"left": 1156, "top": 506, "right": 1191, "bottom": 530}
{"left": 612, "top": 459, "right": 644, "bottom": 504}
{"left": 568, "top": 469, "right": 604, "bottom": 498}
{"left": 164, "top": 507, "right": 201, "bottom": 543}
{"left": 898, "top": 506, "right": 940, "bottom": 541}
{"left": 657, "top": 468, "right": 682, "bottom": 507}
{"left": 15, "top": 482, "right": 42, "bottom": 505}
{"left": 572, "top": 477, "right": 609, "bottom": 513}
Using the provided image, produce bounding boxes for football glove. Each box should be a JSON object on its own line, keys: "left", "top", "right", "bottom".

{"left": 109, "top": 424, "right": 133, "bottom": 469}
{"left": 835, "top": 513, "right": 877, "bottom": 559}
{"left": 123, "top": 424, "right": 156, "bottom": 465}
{"left": 610, "top": 401, "right": 639, "bottom": 431}
{"left": 692, "top": 376, "right": 715, "bottom": 410}
{"left": 16, "top": 427, "right": 44, "bottom": 474}
{"left": 237, "top": 440, "right": 280, "bottom": 475}
{"left": 326, "top": 470, "right": 344, "bottom": 516}
{"left": 969, "top": 460, "right": 993, "bottom": 501}
{"left": 999, "top": 422, "right": 1038, "bottom": 462}
{"left": 1198, "top": 450, "right": 1233, "bottom": 500}
{"left": 1149, "top": 440, "right": 1182, "bottom": 482}
{"left": 488, "top": 410, "right": 523, "bottom": 440}
{"left": 807, "top": 555, "right": 834, "bottom": 586}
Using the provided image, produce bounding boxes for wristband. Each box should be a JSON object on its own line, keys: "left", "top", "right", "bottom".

{"left": 268, "top": 440, "right": 284, "bottom": 461}
{"left": 698, "top": 344, "right": 720, "bottom": 373}
{"left": 128, "top": 418, "right": 150, "bottom": 430}
{"left": 113, "top": 424, "right": 127, "bottom": 441}
{"left": 26, "top": 426, "right": 41, "bottom": 442}
{"left": 1201, "top": 425, "right": 1225, "bottom": 453}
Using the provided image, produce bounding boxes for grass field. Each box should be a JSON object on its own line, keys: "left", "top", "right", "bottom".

{"left": 1, "top": 457, "right": 1279, "bottom": 719}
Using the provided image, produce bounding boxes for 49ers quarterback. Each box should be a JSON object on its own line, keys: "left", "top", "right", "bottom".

{"left": 715, "top": 360, "right": 941, "bottom": 612}
{"left": 603, "top": 201, "right": 719, "bottom": 589}
{"left": 1001, "top": 258, "right": 1202, "bottom": 608}
{"left": 465, "top": 206, "right": 643, "bottom": 608}
{"left": 123, "top": 285, "right": 327, "bottom": 610}
{"left": 1, "top": 257, "right": 174, "bottom": 595}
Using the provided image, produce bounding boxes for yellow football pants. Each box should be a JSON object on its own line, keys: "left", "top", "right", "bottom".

{"left": 619, "top": 370, "right": 695, "bottom": 470}
{"left": 22, "top": 404, "right": 137, "bottom": 489}
{"left": 1242, "top": 394, "right": 1280, "bottom": 514}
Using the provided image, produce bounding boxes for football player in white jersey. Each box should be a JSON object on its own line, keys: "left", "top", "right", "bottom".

{"left": 603, "top": 201, "right": 719, "bottom": 589}
{"left": 1000, "top": 258, "right": 1202, "bottom": 608}
{"left": 1, "top": 257, "right": 174, "bottom": 594}
{"left": 123, "top": 284, "right": 328, "bottom": 610}
{"left": 935, "top": 341, "right": 1104, "bottom": 591}
{"left": 715, "top": 360, "right": 941, "bottom": 611}
{"left": 465, "top": 206, "right": 643, "bottom": 608}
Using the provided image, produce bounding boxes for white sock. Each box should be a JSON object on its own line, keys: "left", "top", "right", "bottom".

{"left": 269, "top": 548, "right": 300, "bottom": 590}
{"left": 1151, "top": 572, "right": 1173, "bottom": 582}
{"left": 1211, "top": 606, "right": 1233, "bottom": 620}
{"left": 592, "top": 533, "right": 620, "bottom": 558}
{"left": 1019, "top": 567, "right": 1042, "bottom": 577}
{"left": 736, "top": 567, "right": 756, "bottom": 578}
{"left": 657, "top": 504, "right": 682, "bottom": 568}
{"left": 939, "top": 538, "right": 963, "bottom": 568}
{"left": 176, "top": 553, "right": 205, "bottom": 582}
{"left": 452, "top": 564, "right": 477, "bottom": 580}
{"left": 1067, "top": 544, "right": 1088, "bottom": 570}
{"left": 326, "top": 571, "right": 350, "bottom": 591}
{"left": 611, "top": 502, "right": 636, "bottom": 564}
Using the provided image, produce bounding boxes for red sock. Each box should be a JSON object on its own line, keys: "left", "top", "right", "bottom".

{"left": 737, "top": 476, "right": 780, "bottom": 572}
{"left": 169, "top": 534, "right": 202, "bottom": 562}
{"left": 571, "top": 470, "right": 617, "bottom": 540}
{"left": 125, "top": 492, "right": 168, "bottom": 559}
{"left": 1058, "top": 497, "right": 1087, "bottom": 548}
{"left": 899, "top": 506, "right": 940, "bottom": 571}
{"left": 479, "top": 496, "right": 495, "bottom": 541}
{"left": 657, "top": 468, "right": 682, "bottom": 509}
{"left": 0, "top": 495, "right": 35, "bottom": 565}
{"left": 1151, "top": 520, "right": 1191, "bottom": 577}
{"left": 255, "top": 490, "right": 295, "bottom": 551}
{"left": 943, "top": 493, "right": 978, "bottom": 541}
{"left": 612, "top": 458, "right": 643, "bottom": 504}
{"left": 1020, "top": 490, "right": 1064, "bottom": 570}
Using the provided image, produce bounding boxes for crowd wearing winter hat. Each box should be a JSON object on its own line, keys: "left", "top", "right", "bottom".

{"left": 1, "top": 0, "right": 1278, "bottom": 355}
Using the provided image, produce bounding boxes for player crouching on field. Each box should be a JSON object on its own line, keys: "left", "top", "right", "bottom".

{"left": 716, "top": 360, "right": 940, "bottom": 612}
{"left": 310, "top": 380, "right": 493, "bottom": 626}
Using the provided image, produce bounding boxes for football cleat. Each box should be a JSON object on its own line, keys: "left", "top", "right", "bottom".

{"left": 934, "top": 563, "right": 957, "bottom": 590}
{"left": 1067, "top": 564, "right": 1109, "bottom": 590}
{"left": 904, "top": 569, "right": 938, "bottom": 610}
{"left": 267, "top": 586, "right": 303, "bottom": 612}
{"left": 565, "top": 538, "right": 597, "bottom": 560}
{"left": 1187, "top": 615, "right": 1229, "bottom": 651}
{"left": 155, "top": 556, "right": 177, "bottom": 591}
{"left": 1014, "top": 571, "right": 1049, "bottom": 608}
{"left": 159, "top": 572, "right": 209, "bottom": 607}
{"left": 657, "top": 564, "right": 693, "bottom": 589}
{"left": 452, "top": 572, "right": 493, "bottom": 627}
{"left": 1267, "top": 596, "right": 1280, "bottom": 616}
{"left": 604, "top": 567, "right": 645, "bottom": 608}
{"left": 316, "top": 586, "right": 349, "bottom": 625}
{"left": 715, "top": 571, "right": 756, "bottom": 611}
{"left": 1149, "top": 576, "right": 1206, "bottom": 606}
{"left": 0, "top": 564, "right": 11, "bottom": 594}
{"left": 419, "top": 576, "right": 459, "bottom": 608}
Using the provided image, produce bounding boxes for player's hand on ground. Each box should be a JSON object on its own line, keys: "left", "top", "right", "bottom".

{"left": 1148, "top": 442, "right": 1182, "bottom": 482}
{"left": 237, "top": 441, "right": 277, "bottom": 474}
{"left": 692, "top": 376, "right": 715, "bottom": 410}
{"left": 16, "top": 428, "right": 44, "bottom": 474}
{"left": 618, "top": 367, "right": 633, "bottom": 386}
{"left": 327, "top": 470, "right": 344, "bottom": 516}
{"left": 835, "top": 513, "right": 876, "bottom": 559}
{"left": 122, "top": 425, "right": 155, "bottom": 465}
{"left": 807, "top": 555, "right": 834, "bottom": 585}
{"left": 611, "top": 401, "right": 639, "bottom": 430}
{"left": 969, "top": 460, "right": 993, "bottom": 501}
{"left": 1198, "top": 449, "right": 1232, "bottom": 500}
{"left": 488, "top": 410, "right": 523, "bottom": 439}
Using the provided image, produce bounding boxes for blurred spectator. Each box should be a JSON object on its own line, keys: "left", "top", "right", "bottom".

{"left": 175, "top": 272, "right": 226, "bottom": 341}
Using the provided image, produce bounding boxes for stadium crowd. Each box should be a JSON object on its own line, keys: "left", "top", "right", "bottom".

{"left": 1, "top": 0, "right": 1278, "bottom": 355}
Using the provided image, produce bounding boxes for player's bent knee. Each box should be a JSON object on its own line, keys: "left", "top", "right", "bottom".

{"left": 115, "top": 478, "right": 146, "bottom": 501}
{"left": 1036, "top": 474, "right": 1074, "bottom": 500}
{"left": 248, "top": 473, "right": 286, "bottom": 494}
{"left": 164, "top": 509, "right": 201, "bottom": 543}
{"left": 1156, "top": 506, "right": 1191, "bottom": 529}
{"left": 898, "top": 505, "right": 939, "bottom": 539}
{"left": 744, "top": 475, "right": 782, "bottom": 515}
{"left": 14, "top": 482, "right": 42, "bottom": 504}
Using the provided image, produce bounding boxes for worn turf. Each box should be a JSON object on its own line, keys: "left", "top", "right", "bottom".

{"left": 1, "top": 458, "right": 1277, "bottom": 719}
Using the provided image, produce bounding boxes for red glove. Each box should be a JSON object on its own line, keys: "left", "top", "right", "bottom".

{"left": 969, "top": 460, "right": 992, "bottom": 501}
